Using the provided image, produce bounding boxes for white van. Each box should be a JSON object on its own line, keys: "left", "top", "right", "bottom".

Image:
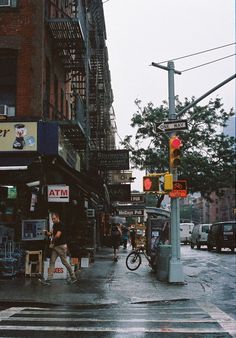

{"left": 180, "top": 223, "right": 194, "bottom": 244}
{"left": 190, "top": 223, "right": 211, "bottom": 249}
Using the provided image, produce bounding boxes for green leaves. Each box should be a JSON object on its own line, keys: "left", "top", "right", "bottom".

{"left": 121, "top": 97, "right": 235, "bottom": 199}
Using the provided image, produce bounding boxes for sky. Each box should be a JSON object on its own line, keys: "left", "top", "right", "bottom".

{"left": 103, "top": 0, "right": 235, "bottom": 191}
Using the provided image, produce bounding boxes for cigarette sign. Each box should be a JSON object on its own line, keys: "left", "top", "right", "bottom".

{"left": 48, "top": 185, "right": 69, "bottom": 202}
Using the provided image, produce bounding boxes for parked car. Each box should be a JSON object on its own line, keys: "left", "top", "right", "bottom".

{"left": 180, "top": 222, "right": 194, "bottom": 244}
{"left": 190, "top": 223, "right": 211, "bottom": 249}
{"left": 207, "top": 221, "right": 236, "bottom": 253}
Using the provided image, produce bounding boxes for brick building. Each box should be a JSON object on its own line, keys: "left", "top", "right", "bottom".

{"left": 0, "top": 0, "right": 117, "bottom": 255}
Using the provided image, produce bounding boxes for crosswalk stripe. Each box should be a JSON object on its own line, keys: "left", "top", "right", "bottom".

{"left": 0, "top": 325, "right": 230, "bottom": 333}
{"left": 17, "top": 310, "right": 206, "bottom": 315}
{"left": 0, "top": 304, "right": 235, "bottom": 336}
{"left": 0, "top": 307, "right": 25, "bottom": 320}
{"left": 198, "top": 302, "right": 236, "bottom": 337}
{"left": 4, "top": 317, "right": 218, "bottom": 323}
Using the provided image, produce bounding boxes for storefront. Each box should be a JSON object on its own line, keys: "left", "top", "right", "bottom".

{"left": 0, "top": 121, "right": 110, "bottom": 277}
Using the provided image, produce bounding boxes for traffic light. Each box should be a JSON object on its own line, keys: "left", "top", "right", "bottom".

{"left": 143, "top": 176, "right": 159, "bottom": 192}
{"left": 164, "top": 173, "right": 173, "bottom": 192}
{"left": 169, "top": 136, "right": 182, "bottom": 168}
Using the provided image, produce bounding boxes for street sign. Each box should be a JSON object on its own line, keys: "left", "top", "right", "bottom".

{"left": 155, "top": 119, "right": 188, "bottom": 132}
{"left": 169, "top": 180, "right": 187, "bottom": 198}
{"left": 111, "top": 171, "right": 133, "bottom": 184}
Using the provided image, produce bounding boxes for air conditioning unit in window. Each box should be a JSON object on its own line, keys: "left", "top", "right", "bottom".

{"left": 0, "top": 0, "right": 11, "bottom": 6}
{"left": 0, "top": 105, "right": 8, "bottom": 116}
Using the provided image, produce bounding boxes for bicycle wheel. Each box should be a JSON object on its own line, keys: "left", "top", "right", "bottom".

{"left": 126, "top": 251, "right": 142, "bottom": 271}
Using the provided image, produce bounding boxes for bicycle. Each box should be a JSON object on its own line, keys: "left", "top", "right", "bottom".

{"left": 125, "top": 245, "right": 157, "bottom": 271}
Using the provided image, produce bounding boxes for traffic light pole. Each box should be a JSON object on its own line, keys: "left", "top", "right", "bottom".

{"left": 151, "top": 61, "right": 184, "bottom": 283}
{"left": 167, "top": 61, "right": 184, "bottom": 283}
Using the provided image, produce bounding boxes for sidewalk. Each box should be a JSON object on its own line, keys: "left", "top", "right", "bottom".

{"left": 0, "top": 246, "right": 206, "bottom": 307}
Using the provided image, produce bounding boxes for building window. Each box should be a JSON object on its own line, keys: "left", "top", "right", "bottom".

{"left": 0, "top": 49, "right": 17, "bottom": 116}
{"left": 0, "top": 0, "right": 18, "bottom": 8}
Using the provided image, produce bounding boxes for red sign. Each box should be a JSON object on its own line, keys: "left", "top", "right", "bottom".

{"left": 169, "top": 180, "right": 187, "bottom": 198}
{"left": 48, "top": 185, "right": 69, "bottom": 202}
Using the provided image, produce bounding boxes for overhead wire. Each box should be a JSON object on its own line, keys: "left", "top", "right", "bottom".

{"left": 181, "top": 53, "right": 236, "bottom": 73}
{"left": 157, "top": 42, "right": 236, "bottom": 65}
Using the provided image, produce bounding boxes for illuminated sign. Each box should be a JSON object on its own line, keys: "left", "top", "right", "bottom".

{"left": 0, "top": 122, "right": 37, "bottom": 152}
{"left": 48, "top": 185, "right": 69, "bottom": 202}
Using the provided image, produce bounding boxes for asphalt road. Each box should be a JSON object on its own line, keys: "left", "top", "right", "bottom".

{"left": 181, "top": 245, "right": 236, "bottom": 320}
{"left": 0, "top": 301, "right": 234, "bottom": 337}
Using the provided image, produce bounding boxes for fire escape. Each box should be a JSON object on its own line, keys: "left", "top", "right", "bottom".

{"left": 45, "top": 0, "right": 88, "bottom": 153}
{"left": 45, "top": 0, "right": 116, "bottom": 160}
{"left": 88, "top": 0, "right": 115, "bottom": 151}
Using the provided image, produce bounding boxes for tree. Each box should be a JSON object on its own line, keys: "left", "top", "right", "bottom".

{"left": 121, "top": 97, "right": 235, "bottom": 205}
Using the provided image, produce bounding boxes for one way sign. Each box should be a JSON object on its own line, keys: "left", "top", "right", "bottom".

{"left": 155, "top": 119, "right": 188, "bottom": 132}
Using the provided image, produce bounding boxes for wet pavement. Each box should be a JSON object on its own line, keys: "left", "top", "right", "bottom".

{"left": 0, "top": 245, "right": 207, "bottom": 307}
{"left": 0, "top": 245, "right": 235, "bottom": 337}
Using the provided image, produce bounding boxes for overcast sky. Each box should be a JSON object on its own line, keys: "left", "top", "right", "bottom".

{"left": 103, "top": 0, "right": 235, "bottom": 191}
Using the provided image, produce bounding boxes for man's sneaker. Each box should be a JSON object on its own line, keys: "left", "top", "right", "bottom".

{"left": 114, "top": 257, "right": 118, "bottom": 262}
{"left": 71, "top": 277, "right": 78, "bottom": 284}
{"left": 65, "top": 277, "right": 78, "bottom": 285}
{"left": 39, "top": 278, "right": 51, "bottom": 286}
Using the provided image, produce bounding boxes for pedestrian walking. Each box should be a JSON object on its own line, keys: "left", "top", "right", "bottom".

{"left": 121, "top": 225, "right": 129, "bottom": 249}
{"left": 110, "top": 220, "right": 122, "bottom": 262}
{"left": 129, "top": 225, "right": 136, "bottom": 250}
{"left": 40, "top": 212, "right": 77, "bottom": 285}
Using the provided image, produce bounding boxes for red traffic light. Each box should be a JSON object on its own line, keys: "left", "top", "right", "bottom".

{"left": 143, "top": 176, "right": 159, "bottom": 192}
{"left": 169, "top": 136, "right": 182, "bottom": 168}
{"left": 170, "top": 137, "right": 181, "bottom": 149}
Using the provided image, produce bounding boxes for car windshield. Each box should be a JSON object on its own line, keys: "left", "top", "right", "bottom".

{"left": 202, "top": 225, "right": 209, "bottom": 232}
{"left": 223, "top": 224, "right": 234, "bottom": 232}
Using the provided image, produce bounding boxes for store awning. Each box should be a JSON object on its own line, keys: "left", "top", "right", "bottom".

{"left": 0, "top": 156, "right": 36, "bottom": 169}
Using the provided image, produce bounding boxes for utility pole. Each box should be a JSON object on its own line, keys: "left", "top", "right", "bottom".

{"left": 151, "top": 63, "right": 235, "bottom": 282}
{"left": 151, "top": 61, "right": 184, "bottom": 283}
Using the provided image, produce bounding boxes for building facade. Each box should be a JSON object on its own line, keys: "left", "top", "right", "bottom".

{"left": 0, "top": 0, "right": 116, "bottom": 258}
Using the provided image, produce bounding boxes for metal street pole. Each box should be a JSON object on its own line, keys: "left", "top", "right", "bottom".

{"left": 167, "top": 61, "right": 184, "bottom": 283}
{"left": 151, "top": 61, "right": 184, "bottom": 283}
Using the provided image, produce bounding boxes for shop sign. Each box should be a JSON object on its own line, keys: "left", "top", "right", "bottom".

{"left": 48, "top": 185, "right": 69, "bottom": 202}
{"left": 0, "top": 122, "right": 37, "bottom": 152}
{"left": 131, "top": 194, "right": 145, "bottom": 203}
{"left": 91, "top": 150, "right": 129, "bottom": 170}
{"left": 111, "top": 171, "right": 132, "bottom": 184}
{"left": 108, "top": 184, "right": 130, "bottom": 202}
{"left": 117, "top": 209, "right": 144, "bottom": 216}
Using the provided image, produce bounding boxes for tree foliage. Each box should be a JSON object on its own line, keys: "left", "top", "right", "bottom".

{"left": 121, "top": 97, "right": 235, "bottom": 201}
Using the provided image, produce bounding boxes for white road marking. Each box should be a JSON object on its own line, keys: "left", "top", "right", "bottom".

{"left": 4, "top": 317, "right": 218, "bottom": 323}
{"left": 0, "top": 307, "right": 26, "bottom": 320}
{"left": 198, "top": 302, "right": 236, "bottom": 337}
{"left": 0, "top": 325, "right": 230, "bottom": 333}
